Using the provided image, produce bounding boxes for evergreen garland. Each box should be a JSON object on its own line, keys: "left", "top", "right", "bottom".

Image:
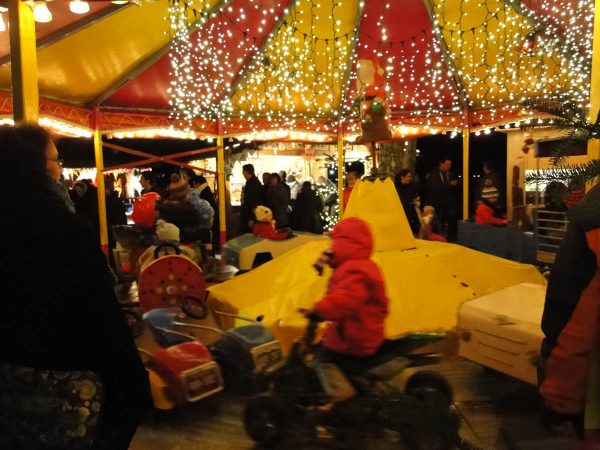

{"left": 524, "top": 96, "right": 600, "bottom": 189}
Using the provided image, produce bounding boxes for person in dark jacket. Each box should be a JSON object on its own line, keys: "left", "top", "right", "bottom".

{"left": 157, "top": 173, "right": 207, "bottom": 244}
{"left": 266, "top": 172, "right": 290, "bottom": 228}
{"left": 0, "top": 124, "right": 151, "bottom": 449}
{"left": 476, "top": 161, "right": 504, "bottom": 211}
{"left": 426, "top": 158, "right": 458, "bottom": 241}
{"left": 539, "top": 183, "right": 600, "bottom": 443}
{"left": 292, "top": 181, "right": 323, "bottom": 233}
{"left": 140, "top": 171, "right": 167, "bottom": 199}
{"left": 240, "top": 164, "right": 264, "bottom": 234}
{"left": 191, "top": 175, "right": 219, "bottom": 250}
{"left": 394, "top": 169, "right": 421, "bottom": 235}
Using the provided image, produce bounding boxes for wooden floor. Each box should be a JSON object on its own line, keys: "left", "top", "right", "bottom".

{"left": 130, "top": 358, "right": 576, "bottom": 450}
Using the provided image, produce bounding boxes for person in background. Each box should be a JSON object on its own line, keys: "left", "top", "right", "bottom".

{"left": 105, "top": 175, "right": 127, "bottom": 229}
{"left": 191, "top": 175, "right": 219, "bottom": 251}
{"left": 477, "top": 161, "right": 504, "bottom": 211}
{"left": 279, "top": 170, "right": 291, "bottom": 203}
{"left": 426, "top": 158, "right": 458, "bottom": 241}
{"left": 140, "top": 171, "right": 167, "bottom": 199}
{"left": 475, "top": 186, "right": 507, "bottom": 226}
{"left": 287, "top": 174, "right": 302, "bottom": 202}
{"left": 266, "top": 172, "right": 290, "bottom": 228}
{"left": 240, "top": 164, "right": 264, "bottom": 234}
{"left": 157, "top": 173, "right": 208, "bottom": 243}
{"left": 0, "top": 123, "right": 151, "bottom": 449}
{"left": 394, "top": 169, "right": 421, "bottom": 236}
{"left": 292, "top": 181, "right": 324, "bottom": 234}
{"left": 46, "top": 141, "right": 75, "bottom": 213}
{"left": 343, "top": 171, "right": 358, "bottom": 209}
{"left": 261, "top": 172, "right": 271, "bottom": 200}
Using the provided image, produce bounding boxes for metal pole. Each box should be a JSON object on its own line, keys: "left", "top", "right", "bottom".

{"left": 216, "top": 119, "right": 227, "bottom": 255}
{"left": 586, "top": 0, "right": 600, "bottom": 179}
{"left": 92, "top": 107, "right": 109, "bottom": 257}
{"left": 8, "top": 0, "right": 38, "bottom": 123}
{"left": 462, "top": 128, "right": 469, "bottom": 220}
{"left": 337, "top": 124, "right": 344, "bottom": 218}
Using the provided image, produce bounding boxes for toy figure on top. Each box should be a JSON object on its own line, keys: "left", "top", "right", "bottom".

{"left": 252, "top": 205, "right": 293, "bottom": 241}
{"left": 353, "top": 57, "right": 392, "bottom": 143}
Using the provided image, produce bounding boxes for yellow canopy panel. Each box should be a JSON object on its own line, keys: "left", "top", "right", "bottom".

{"left": 207, "top": 239, "right": 545, "bottom": 352}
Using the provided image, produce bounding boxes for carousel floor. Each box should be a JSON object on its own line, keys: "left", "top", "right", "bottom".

{"left": 130, "top": 356, "right": 576, "bottom": 450}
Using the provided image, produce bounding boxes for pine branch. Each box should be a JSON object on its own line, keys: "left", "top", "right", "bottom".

{"left": 525, "top": 160, "right": 600, "bottom": 189}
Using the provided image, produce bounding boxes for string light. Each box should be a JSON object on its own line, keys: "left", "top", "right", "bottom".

{"left": 166, "top": 0, "right": 593, "bottom": 136}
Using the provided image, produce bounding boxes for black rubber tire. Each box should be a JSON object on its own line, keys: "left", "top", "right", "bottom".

{"left": 181, "top": 295, "right": 208, "bottom": 320}
{"left": 244, "top": 394, "right": 290, "bottom": 447}
{"left": 404, "top": 370, "right": 453, "bottom": 407}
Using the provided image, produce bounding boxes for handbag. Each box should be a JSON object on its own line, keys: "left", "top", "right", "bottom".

{"left": 0, "top": 362, "right": 104, "bottom": 449}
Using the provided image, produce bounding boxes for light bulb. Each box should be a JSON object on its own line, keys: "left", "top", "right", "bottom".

{"left": 111, "top": 1, "right": 129, "bottom": 4}
{"left": 33, "top": 1, "right": 52, "bottom": 23}
{"left": 69, "top": 1, "right": 90, "bottom": 14}
{"left": 0, "top": 14, "right": 4, "bottom": 32}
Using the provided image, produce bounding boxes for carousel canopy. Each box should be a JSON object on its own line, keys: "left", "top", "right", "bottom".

{"left": 0, "top": 0, "right": 593, "bottom": 141}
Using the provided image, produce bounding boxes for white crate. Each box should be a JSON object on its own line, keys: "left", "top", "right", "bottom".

{"left": 458, "top": 282, "right": 546, "bottom": 385}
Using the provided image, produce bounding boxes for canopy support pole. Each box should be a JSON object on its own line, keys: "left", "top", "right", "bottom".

{"left": 91, "top": 107, "right": 109, "bottom": 257}
{"left": 337, "top": 124, "right": 344, "bottom": 218}
{"left": 587, "top": 0, "right": 600, "bottom": 180}
{"left": 216, "top": 119, "right": 227, "bottom": 257}
{"left": 462, "top": 128, "right": 469, "bottom": 220}
{"left": 8, "top": 0, "right": 38, "bottom": 123}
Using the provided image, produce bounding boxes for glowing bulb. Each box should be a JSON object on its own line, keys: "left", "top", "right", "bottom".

{"left": 0, "top": 14, "right": 5, "bottom": 32}
{"left": 33, "top": 1, "right": 52, "bottom": 23}
{"left": 69, "top": 1, "right": 89, "bottom": 14}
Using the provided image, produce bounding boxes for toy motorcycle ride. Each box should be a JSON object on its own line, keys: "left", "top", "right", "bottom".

{"left": 244, "top": 316, "right": 462, "bottom": 450}
{"left": 142, "top": 302, "right": 283, "bottom": 395}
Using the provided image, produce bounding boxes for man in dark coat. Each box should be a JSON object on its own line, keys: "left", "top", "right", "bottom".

{"left": 394, "top": 169, "right": 421, "bottom": 236}
{"left": 292, "top": 181, "right": 323, "bottom": 233}
{"left": 240, "top": 164, "right": 264, "bottom": 234}
{"left": 266, "top": 172, "right": 290, "bottom": 228}
{"left": 0, "top": 124, "right": 151, "bottom": 449}
{"left": 140, "top": 170, "right": 167, "bottom": 199}
{"left": 426, "top": 158, "right": 458, "bottom": 241}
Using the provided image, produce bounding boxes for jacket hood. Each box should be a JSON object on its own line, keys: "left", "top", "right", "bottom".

{"left": 568, "top": 183, "right": 600, "bottom": 231}
{"left": 329, "top": 217, "right": 373, "bottom": 266}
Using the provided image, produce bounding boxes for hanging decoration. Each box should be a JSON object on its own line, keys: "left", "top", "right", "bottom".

{"left": 353, "top": 57, "right": 391, "bottom": 143}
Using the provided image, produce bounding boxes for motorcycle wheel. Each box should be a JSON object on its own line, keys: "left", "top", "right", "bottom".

{"left": 404, "top": 370, "right": 453, "bottom": 407}
{"left": 181, "top": 295, "right": 208, "bottom": 320}
{"left": 244, "top": 394, "right": 291, "bottom": 447}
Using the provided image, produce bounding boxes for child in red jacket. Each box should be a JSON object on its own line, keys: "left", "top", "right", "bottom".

{"left": 475, "top": 186, "right": 508, "bottom": 226}
{"left": 303, "top": 217, "right": 389, "bottom": 403}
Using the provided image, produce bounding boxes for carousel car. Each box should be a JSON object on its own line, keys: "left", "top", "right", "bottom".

{"left": 223, "top": 232, "right": 327, "bottom": 272}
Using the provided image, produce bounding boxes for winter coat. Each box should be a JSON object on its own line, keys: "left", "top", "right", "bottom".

{"left": 343, "top": 185, "right": 353, "bottom": 209}
{"left": 266, "top": 183, "right": 290, "bottom": 228}
{"left": 395, "top": 182, "right": 421, "bottom": 235}
{"left": 426, "top": 167, "right": 455, "bottom": 209}
{"left": 0, "top": 174, "right": 151, "bottom": 449}
{"left": 292, "top": 187, "right": 323, "bottom": 233}
{"left": 157, "top": 199, "right": 208, "bottom": 243}
{"left": 539, "top": 183, "right": 600, "bottom": 415}
{"left": 240, "top": 175, "right": 264, "bottom": 228}
{"left": 314, "top": 217, "right": 389, "bottom": 357}
{"left": 474, "top": 201, "right": 506, "bottom": 226}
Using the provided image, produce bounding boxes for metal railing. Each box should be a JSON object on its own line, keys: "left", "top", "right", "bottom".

{"left": 532, "top": 209, "right": 568, "bottom": 265}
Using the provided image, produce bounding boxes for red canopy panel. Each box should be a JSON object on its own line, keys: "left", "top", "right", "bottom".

{"left": 104, "top": 0, "right": 294, "bottom": 111}
{"left": 345, "top": 0, "right": 462, "bottom": 121}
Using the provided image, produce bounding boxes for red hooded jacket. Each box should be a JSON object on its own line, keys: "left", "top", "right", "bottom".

{"left": 314, "top": 217, "right": 389, "bottom": 357}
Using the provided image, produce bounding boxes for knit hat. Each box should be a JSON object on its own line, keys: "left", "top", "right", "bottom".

{"left": 155, "top": 219, "right": 180, "bottom": 241}
{"left": 481, "top": 185, "right": 499, "bottom": 201}
{"left": 168, "top": 173, "right": 191, "bottom": 200}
